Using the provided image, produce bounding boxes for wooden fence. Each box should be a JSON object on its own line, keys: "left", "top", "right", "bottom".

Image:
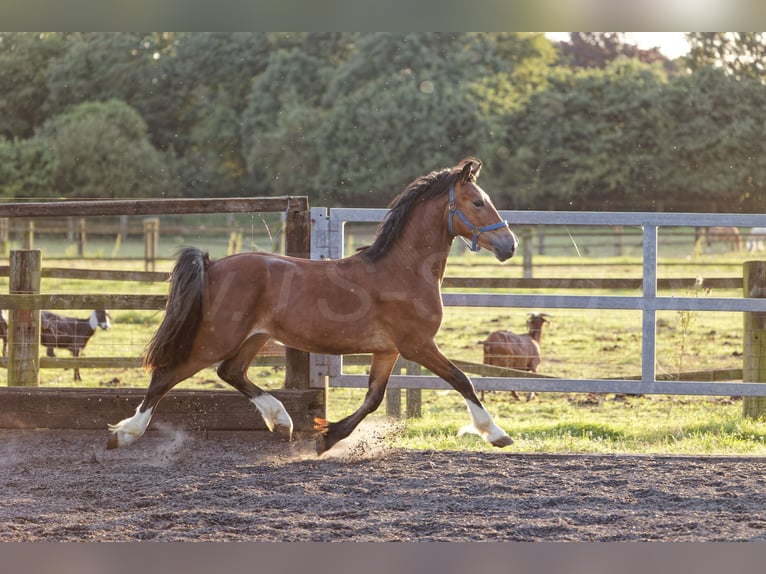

{"left": 0, "top": 197, "right": 323, "bottom": 433}
{"left": 1, "top": 199, "right": 764, "bottom": 429}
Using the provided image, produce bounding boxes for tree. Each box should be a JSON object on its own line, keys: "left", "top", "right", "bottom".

{"left": 686, "top": 33, "right": 766, "bottom": 80}
{"left": 0, "top": 137, "right": 57, "bottom": 200}
{"left": 154, "top": 33, "right": 274, "bottom": 196}
{"left": 241, "top": 33, "right": 357, "bottom": 196}
{"left": 655, "top": 67, "right": 766, "bottom": 211}
{"left": 43, "top": 32, "right": 180, "bottom": 147}
{"left": 557, "top": 33, "right": 675, "bottom": 72}
{"left": 322, "top": 33, "right": 558, "bottom": 205}
{"left": 499, "top": 59, "right": 668, "bottom": 210}
{"left": 0, "top": 32, "right": 68, "bottom": 139}
{"left": 39, "top": 99, "right": 178, "bottom": 199}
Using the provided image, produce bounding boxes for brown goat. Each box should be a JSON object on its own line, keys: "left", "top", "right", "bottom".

{"left": 481, "top": 312, "right": 551, "bottom": 400}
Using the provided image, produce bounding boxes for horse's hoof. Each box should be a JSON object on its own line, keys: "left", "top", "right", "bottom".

{"left": 315, "top": 434, "right": 330, "bottom": 456}
{"left": 106, "top": 433, "right": 120, "bottom": 450}
{"left": 491, "top": 435, "right": 514, "bottom": 448}
{"left": 275, "top": 423, "right": 293, "bottom": 442}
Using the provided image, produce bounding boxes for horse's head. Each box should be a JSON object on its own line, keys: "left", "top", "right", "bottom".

{"left": 447, "top": 158, "right": 518, "bottom": 261}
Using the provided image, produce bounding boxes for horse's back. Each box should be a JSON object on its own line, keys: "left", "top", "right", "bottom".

{"left": 204, "top": 252, "right": 398, "bottom": 355}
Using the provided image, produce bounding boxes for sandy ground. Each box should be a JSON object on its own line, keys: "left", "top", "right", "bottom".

{"left": 2, "top": 423, "right": 766, "bottom": 541}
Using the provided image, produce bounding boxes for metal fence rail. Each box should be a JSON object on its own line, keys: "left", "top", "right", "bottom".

{"left": 310, "top": 208, "right": 766, "bottom": 397}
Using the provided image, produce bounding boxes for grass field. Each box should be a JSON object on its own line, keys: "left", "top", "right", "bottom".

{"left": 2, "top": 221, "right": 765, "bottom": 455}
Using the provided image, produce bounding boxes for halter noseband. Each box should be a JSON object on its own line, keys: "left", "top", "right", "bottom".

{"left": 448, "top": 185, "right": 509, "bottom": 252}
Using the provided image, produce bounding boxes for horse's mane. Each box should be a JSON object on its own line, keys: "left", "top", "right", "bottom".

{"left": 360, "top": 158, "right": 481, "bottom": 262}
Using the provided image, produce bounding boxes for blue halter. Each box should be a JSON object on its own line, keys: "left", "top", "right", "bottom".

{"left": 448, "top": 185, "right": 510, "bottom": 252}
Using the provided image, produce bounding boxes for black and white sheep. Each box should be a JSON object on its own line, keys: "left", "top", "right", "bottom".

{"left": 40, "top": 309, "right": 111, "bottom": 381}
{"left": 481, "top": 312, "right": 551, "bottom": 400}
{"left": 0, "top": 310, "right": 7, "bottom": 357}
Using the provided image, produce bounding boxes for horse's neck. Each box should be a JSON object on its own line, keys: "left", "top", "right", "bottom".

{"left": 382, "top": 200, "right": 453, "bottom": 282}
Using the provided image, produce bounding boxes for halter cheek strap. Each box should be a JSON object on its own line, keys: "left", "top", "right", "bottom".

{"left": 448, "top": 185, "right": 509, "bottom": 252}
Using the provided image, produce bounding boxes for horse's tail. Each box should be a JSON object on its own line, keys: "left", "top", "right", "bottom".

{"left": 143, "top": 247, "right": 210, "bottom": 371}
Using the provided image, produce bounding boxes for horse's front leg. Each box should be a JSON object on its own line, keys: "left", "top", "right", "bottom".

{"left": 315, "top": 350, "right": 399, "bottom": 455}
{"left": 402, "top": 342, "right": 513, "bottom": 448}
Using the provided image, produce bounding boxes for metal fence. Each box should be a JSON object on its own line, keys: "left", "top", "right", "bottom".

{"left": 310, "top": 208, "right": 765, "bottom": 397}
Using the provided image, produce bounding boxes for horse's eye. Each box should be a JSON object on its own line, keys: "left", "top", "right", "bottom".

{"left": 473, "top": 200, "right": 484, "bottom": 208}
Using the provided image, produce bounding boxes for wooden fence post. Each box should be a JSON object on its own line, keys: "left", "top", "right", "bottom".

{"left": 143, "top": 218, "right": 159, "bottom": 272}
{"left": 7, "top": 250, "right": 41, "bottom": 387}
{"left": 283, "top": 202, "right": 312, "bottom": 392}
{"left": 77, "top": 218, "right": 87, "bottom": 257}
{"left": 743, "top": 261, "right": 766, "bottom": 419}
{"left": 522, "top": 227, "right": 533, "bottom": 279}
{"left": 23, "top": 221, "right": 34, "bottom": 250}
{"left": 386, "top": 359, "right": 422, "bottom": 419}
{"left": 0, "top": 218, "right": 8, "bottom": 256}
{"left": 405, "top": 360, "right": 422, "bottom": 419}
{"left": 614, "top": 225, "right": 624, "bottom": 257}
{"left": 386, "top": 387, "right": 402, "bottom": 418}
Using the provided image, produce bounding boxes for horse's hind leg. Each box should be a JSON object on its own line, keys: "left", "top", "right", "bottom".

{"left": 107, "top": 358, "right": 210, "bottom": 449}
{"left": 315, "top": 350, "right": 399, "bottom": 455}
{"left": 402, "top": 342, "right": 513, "bottom": 448}
{"left": 216, "top": 333, "right": 293, "bottom": 439}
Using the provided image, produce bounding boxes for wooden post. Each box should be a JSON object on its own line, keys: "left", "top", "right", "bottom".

{"left": 537, "top": 227, "right": 545, "bottom": 256}
{"left": 77, "top": 218, "right": 86, "bottom": 257}
{"left": 0, "top": 218, "right": 8, "bottom": 256}
{"left": 23, "top": 220, "right": 34, "bottom": 250}
{"left": 7, "top": 250, "right": 41, "bottom": 387}
{"left": 404, "top": 360, "right": 422, "bottom": 419}
{"left": 386, "top": 387, "right": 402, "bottom": 418}
{"left": 283, "top": 202, "right": 312, "bottom": 392}
{"left": 743, "top": 261, "right": 766, "bottom": 418}
{"left": 119, "top": 215, "right": 129, "bottom": 240}
{"left": 143, "top": 218, "right": 159, "bottom": 272}
{"left": 614, "top": 225, "right": 624, "bottom": 257}
{"left": 522, "top": 227, "right": 533, "bottom": 279}
{"left": 386, "top": 359, "right": 422, "bottom": 419}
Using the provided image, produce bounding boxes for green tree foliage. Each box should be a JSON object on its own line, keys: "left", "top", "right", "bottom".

{"left": 1, "top": 32, "right": 764, "bottom": 212}
{"left": 0, "top": 32, "right": 67, "bottom": 139}
{"left": 499, "top": 59, "right": 668, "bottom": 210}
{"left": 0, "top": 137, "right": 57, "bottom": 199}
{"left": 240, "top": 33, "right": 352, "bottom": 196}
{"left": 154, "top": 32, "right": 273, "bottom": 197}
{"left": 39, "top": 99, "right": 178, "bottom": 199}
{"left": 656, "top": 67, "right": 766, "bottom": 210}
{"left": 242, "top": 32, "right": 555, "bottom": 205}
{"left": 686, "top": 33, "right": 766, "bottom": 80}
{"left": 43, "top": 32, "right": 177, "bottom": 130}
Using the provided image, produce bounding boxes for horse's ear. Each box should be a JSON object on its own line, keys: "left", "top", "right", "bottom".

{"left": 459, "top": 158, "right": 482, "bottom": 182}
{"left": 472, "top": 160, "right": 482, "bottom": 179}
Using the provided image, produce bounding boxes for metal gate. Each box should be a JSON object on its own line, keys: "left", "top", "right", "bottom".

{"left": 310, "top": 208, "right": 765, "bottom": 397}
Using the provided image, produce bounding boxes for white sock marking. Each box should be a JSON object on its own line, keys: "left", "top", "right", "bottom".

{"left": 463, "top": 400, "right": 510, "bottom": 444}
{"left": 252, "top": 394, "right": 294, "bottom": 439}
{"left": 107, "top": 405, "right": 153, "bottom": 447}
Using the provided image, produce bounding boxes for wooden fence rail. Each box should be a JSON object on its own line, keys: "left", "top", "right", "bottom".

{"left": 0, "top": 266, "right": 745, "bottom": 291}
{"left": 0, "top": 196, "right": 317, "bottom": 433}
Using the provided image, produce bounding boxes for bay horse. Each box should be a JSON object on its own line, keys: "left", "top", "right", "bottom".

{"left": 705, "top": 226, "right": 742, "bottom": 252}
{"left": 107, "top": 157, "right": 518, "bottom": 454}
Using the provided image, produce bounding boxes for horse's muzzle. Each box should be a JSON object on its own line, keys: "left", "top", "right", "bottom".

{"left": 492, "top": 232, "right": 518, "bottom": 262}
